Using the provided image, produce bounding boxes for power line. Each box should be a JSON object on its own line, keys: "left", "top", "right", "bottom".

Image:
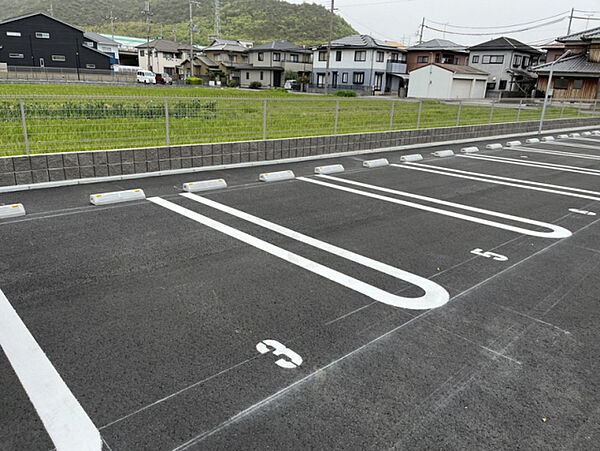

{"left": 427, "top": 11, "right": 569, "bottom": 30}
{"left": 424, "top": 16, "right": 566, "bottom": 36}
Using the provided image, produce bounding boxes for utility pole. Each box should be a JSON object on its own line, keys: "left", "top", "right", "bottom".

{"left": 324, "top": 0, "right": 334, "bottom": 95}
{"left": 109, "top": 10, "right": 117, "bottom": 41}
{"left": 142, "top": 1, "right": 152, "bottom": 71}
{"left": 49, "top": 2, "right": 54, "bottom": 17}
{"left": 419, "top": 17, "right": 425, "bottom": 44}
{"left": 190, "top": 1, "right": 194, "bottom": 77}
{"left": 539, "top": 50, "right": 571, "bottom": 134}
{"left": 173, "top": 28, "right": 177, "bottom": 41}
{"left": 567, "top": 8, "right": 574, "bottom": 34}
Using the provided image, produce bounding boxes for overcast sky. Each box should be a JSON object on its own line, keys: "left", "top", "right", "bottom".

{"left": 287, "top": 0, "right": 600, "bottom": 47}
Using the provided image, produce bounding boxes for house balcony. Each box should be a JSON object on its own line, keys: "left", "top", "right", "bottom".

{"left": 386, "top": 60, "right": 407, "bottom": 74}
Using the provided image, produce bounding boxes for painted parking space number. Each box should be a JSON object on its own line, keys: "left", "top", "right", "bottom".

{"left": 256, "top": 339, "right": 303, "bottom": 369}
{"left": 470, "top": 248, "right": 508, "bottom": 262}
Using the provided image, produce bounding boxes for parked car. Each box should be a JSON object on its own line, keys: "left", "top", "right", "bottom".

{"left": 284, "top": 79, "right": 298, "bottom": 90}
{"left": 161, "top": 73, "right": 173, "bottom": 85}
{"left": 137, "top": 70, "right": 156, "bottom": 84}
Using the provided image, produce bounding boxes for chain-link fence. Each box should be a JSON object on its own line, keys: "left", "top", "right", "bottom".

{"left": 1, "top": 95, "right": 598, "bottom": 156}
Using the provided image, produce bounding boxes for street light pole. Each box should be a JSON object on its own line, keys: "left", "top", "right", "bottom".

{"left": 190, "top": 1, "right": 194, "bottom": 77}
{"left": 323, "top": 0, "right": 334, "bottom": 95}
{"left": 538, "top": 50, "right": 571, "bottom": 135}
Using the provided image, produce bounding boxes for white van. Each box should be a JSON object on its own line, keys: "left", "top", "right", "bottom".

{"left": 137, "top": 70, "right": 156, "bottom": 84}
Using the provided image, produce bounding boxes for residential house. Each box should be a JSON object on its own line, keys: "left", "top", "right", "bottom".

{"left": 83, "top": 31, "right": 120, "bottom": 66}
{"left": 406, "top": 39, "right": 469, "bottom": 72}
{"left": 407, "top": 63, "right": 488, "bottom": 99}
{"left": 180, "top": 53, "right": 221, "bottom": 79}
{"left": 202, "top": 39, "right": 251, "bottom": 84}
{"left": 540, "top": 40, "right": 566, "bottom": 64}
{"left": 136, "top": 39, "right": 194, "bottom": 77}
{"left": 0, "top": 12, "right": 111, "bottom": 70}
{"left": 312, "top": 35, "right": 407, "bottom": 94}
{"left": 534, "top": 26, "right": 600, "bottom": 100}
{"left": 468, "top": 37, "right": 542, "bottom": 97}
{"left": 239, "top": 40, "right": 312, "bottom": 88}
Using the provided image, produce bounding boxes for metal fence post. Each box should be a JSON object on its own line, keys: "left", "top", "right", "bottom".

{"left": 334, "top": 99, "right": 339, "bottom": 135}
{"left": 560, "top": 102, "right": 565, "bottom": 119}
{"left": 517, "top": 99, "right": 522, "bottom": 122}
{"left": 389, "top": 100, "right": 395, "bottom": 131}
{"left": 456, "top": 101, "right": 462, "bottom": 127}
{"left": 578, "top": 105, "right": 582, "bottom": 118}
{"left": 263, "top": 99, "right": 267, "bottom": 140}
{"left": 19, "top": 98, "right": 30, "bottom": 156}
{"left": 165, "top": 99, "right": 171, "bottom": 147}
{"left": 489, "top": 100, "right": 495, "bottom": 124}
{"left": 416, "top": 100, "right": 422, "bottom": 129}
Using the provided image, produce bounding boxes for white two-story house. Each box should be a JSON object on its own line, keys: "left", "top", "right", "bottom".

{"left": 136, "top": 39, "right": 193, "bottom": 77}
{"left": 468, "top": 37, "right": 542, "bottom": 97}
{"left": 312, "top": 35, "right": 407, "bottom": 94}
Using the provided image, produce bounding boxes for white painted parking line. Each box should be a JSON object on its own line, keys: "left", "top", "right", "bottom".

{"left": 457, "top": 154, "right": 600, "bottom": 177}
{"left": 393, "top": 162, "right": 600, "bottom": 201}
{"left": 149, "top": 197, "right": 449, "bottom": 310}
{"left": 181, "top": 192, "right": 448, "bottom": 309}
{"left": 545, "top": 141, "right": 600, "bottom": 151}
{"left": 569, "top": 208, "right": 596, "bottom": 216}
{"left": 0, "top": 289, "right": 101, "bottom": 451}
{"left": 299, "top": 175, "right": 571, "bottom": 239}
{"left": 505, "top": 146, "right": 600, "bottom": 161}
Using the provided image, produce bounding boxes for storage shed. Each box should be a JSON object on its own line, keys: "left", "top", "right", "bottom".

{"left": 407, "top": 63, "right": 489, "bottom": 99}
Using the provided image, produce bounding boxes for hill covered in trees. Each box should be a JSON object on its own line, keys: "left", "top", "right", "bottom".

{"left": 0, "top": 0, "right": 357, "bottom": 45}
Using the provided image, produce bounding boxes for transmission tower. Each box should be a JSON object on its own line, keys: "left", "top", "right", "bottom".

{"left": 215, "top": 0, "right": 221, "bottom": 38}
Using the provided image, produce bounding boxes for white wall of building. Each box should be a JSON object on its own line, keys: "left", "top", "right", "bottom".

{"left": 408, "top": 65, "right": 487, "bottom": 99}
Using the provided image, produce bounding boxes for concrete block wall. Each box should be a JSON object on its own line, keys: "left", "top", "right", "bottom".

{"left": 1, "top": 117, "right": 599, "bottom": 187}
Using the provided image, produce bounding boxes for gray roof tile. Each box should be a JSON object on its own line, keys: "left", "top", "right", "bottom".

{"left": 533, "top": 53, "right": 600, "bottom": 75}
{"left": 407, "top": 39, "right": 468, "bottom": 53}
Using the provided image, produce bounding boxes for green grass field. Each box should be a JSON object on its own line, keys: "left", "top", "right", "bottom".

{"left": 0, "top": 84, "right": 588, "bottom": 156}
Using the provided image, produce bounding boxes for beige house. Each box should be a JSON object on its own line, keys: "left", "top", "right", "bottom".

{"left": 180, "top": 53, "right": 221, "bottom": 78}
{"left": 202, "top": 39, "right": 251, "bottom": 84}
{"left": 238, "top": 40, "right": 312, "bottom": 88}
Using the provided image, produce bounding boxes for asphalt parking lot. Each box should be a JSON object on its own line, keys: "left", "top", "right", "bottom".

{"left": 1, "top": 130, "right": 600, "bottom": 450}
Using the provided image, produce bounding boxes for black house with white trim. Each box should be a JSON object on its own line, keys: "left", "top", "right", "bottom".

{"left": 0, "top": 12, "right": 111, "bottom": 70}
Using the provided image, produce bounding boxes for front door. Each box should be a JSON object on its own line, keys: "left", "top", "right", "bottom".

{"left": 39, "top": 58, "right": 45, "bottom": 68}
{"left": 273, "top": 71, "right": 281, "bottom": 87}
{"left": 332, "top": 72, "right": 338, "bottom": 88}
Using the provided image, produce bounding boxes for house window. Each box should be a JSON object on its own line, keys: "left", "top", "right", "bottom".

{"left": 513, "top": 55, "right": 522, "bottom": 67}
{"left": 243, "top": 56, "right": 248, "bottom": 63}
{"left": 258, "top": 52, "right": 264, "bottom": 61}
{"left": 354, "top": 51, "right": 366, "bottom": 61}
{"left": 9, "top": 53, "right": 24, "bottom": 58}
{"left": 6, "top": 31, "right": 21, "bottom": 37}
{"left": 482, "top": 55, "right": 490, "bottom": 64}
{"left": 318, "top": 51, "right": 327, "bottom": 61}
{"left": 486, "top": 82, "right": 496, "bottom": 90}
{"left": 353, "top": 72, "right": 364, "bottom": 84}
{"left": 499, "top": 80, "right": 507, "bottom": 90}
{"left": 215, "top": 54, "right": 222, "bottom": 61}
{"left": 86, "top": 64, "right": 96, "bottom": 69}
{"left": 435, "top": 53, "right": 441, "bottom": 63}
{"left": 335, "top": 50, "right": 342, "bottom": 61}
{"left": 417, "top": 56, "right": 428, "bottom": 63}
{"left": 140, "top": 50, "right": 145, "bottom": 57}
{"left": 260, "top": 71, "right": 264, "bottom": 80}
{"left": 230, "top": 55, "right": 237, "bottom": 62}
{"left": 471, "top": 55, "right": 479, "bottom": 63}
{"left": 574, "top": 79, "right": 584, "bottom": 89}
{"left": 52, "top": 55, "right": 66, "bottom": 62}
{"left": 84, "top": 41, "right": 94, "bottom": 47}
{"left": 490, "top": 55, "right": 504, "bottom": 64}
{"left": 522, "top": 56, "right": 530, "bottom": 68}
{"left": 246, "top": 72, "right": 249, "bottom": 79}
{"left": 35, "top": 32, "right": 50, "bottom": 39}
{"left": 376, "top": 51, "right": 384, "bottom": 62}
{"left": 390, "top": 53, "right": 399, "bottom": 62}
{"left": 554, "top": 78, "right": 568, "bottom": 89}
{"left": 342, "top": 72, "right": 348, "bottom": 83}
{"left": 100, "top": 46, "right": 113, "bottom": 52}
{"left": 455, "top": 57, "right": 461, "bottom": 65}
{"left": 290, "top": 53, "right": 299, "bottom": 62}
{"left": 273, "top": 52, "right": 280, "bottom": 61}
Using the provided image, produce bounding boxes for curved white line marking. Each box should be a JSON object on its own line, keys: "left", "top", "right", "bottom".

{"left": 149, "top": 197, "right": 449, "bottom": 310}
{"left": 301, "top": 175, "right": 571, "bottom": 239}
{"left": 457, "top": 154, "right": 600, "bottom": 176}
{"left": 0, "top": 289, "right": 102, "bottom": 451}
{"left": 394, "top": 162, "right": 600, "bottom": 201}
